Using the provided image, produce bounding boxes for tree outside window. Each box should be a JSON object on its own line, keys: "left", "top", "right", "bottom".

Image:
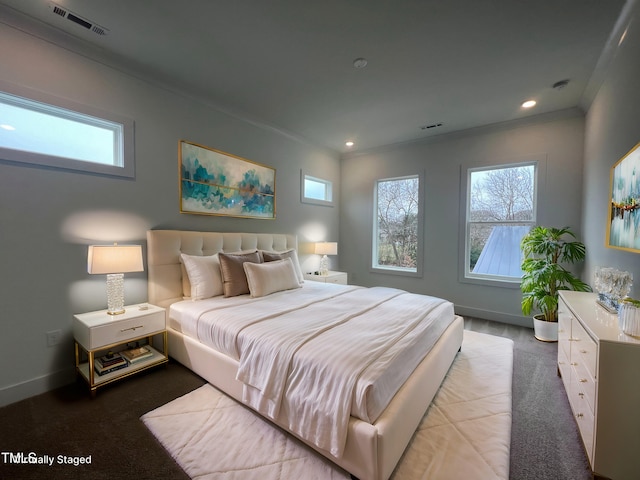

{"left": 466, "top": 163, "right": 536, "bottom": 281}
{"left": 373, "top": 175, "right": 420, "bottom": 272}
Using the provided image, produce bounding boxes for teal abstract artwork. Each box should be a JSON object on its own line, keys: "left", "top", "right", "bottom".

{"left": 180, "top": 141, "right": 275, "bottom": 219}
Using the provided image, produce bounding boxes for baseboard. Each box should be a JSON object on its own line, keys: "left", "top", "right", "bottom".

{"left": 0, "top": 367, "right": 76, "bottom": 408}
{"left": 454, "top": 305, "right": 533, "bottom": 329}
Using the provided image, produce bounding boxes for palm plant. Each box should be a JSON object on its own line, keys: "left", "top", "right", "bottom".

{"left": 520, "top": 226, "right": 591, "bottom": 322}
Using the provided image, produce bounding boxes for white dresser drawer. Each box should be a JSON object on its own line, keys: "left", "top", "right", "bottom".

{"left": 324, "top": 275, "right": 346, "bottom": 285}
{"left": 571, "top": 359, "right": 596, "bottom": 415}
{"left": 304, "top": 271, "right": 348, "bottom": 285}
{"left": 74, "top": 305, "right": 166, "bottom": 350}
{"left": 558, "top": 340, "right": 571, "bottom": 383}
{"left": 558, "top": 314, "right": 572, "bottom": 361}
{"left": 91, "top": 313, "right": 164, "bottom": 348}
{"left": 569, "top": 385, "right": 595, "bottom": 465}
{"left": 572, "top": 320, "right": 597, "bottom": 379}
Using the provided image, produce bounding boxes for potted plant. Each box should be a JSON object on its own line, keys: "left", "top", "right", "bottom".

{"left": 520, "top": 226, "right": 591, "bottom": 341}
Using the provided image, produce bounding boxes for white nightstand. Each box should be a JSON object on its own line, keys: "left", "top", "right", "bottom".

{"left": 304, "top": 271, "right": 348, "bottom": 285}
{"left": 73, "top": 304, "right": 167, "bottom": 394}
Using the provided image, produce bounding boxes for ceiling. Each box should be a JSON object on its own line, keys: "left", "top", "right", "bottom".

{"left": 0, "top": 0, "right": 630, "bottom": 154}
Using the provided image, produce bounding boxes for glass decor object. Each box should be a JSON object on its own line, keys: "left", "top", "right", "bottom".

{"left": 87, "top": 244, "right": 144, "bottom": 315}
{"left": 619, "top": 299, "right": 640, "bottom": 337}
{"left": 594, "top": 266, "right": 633, "bottom": 313}
{"left": 314, "top": 242, "right": 338, "bottom": 276}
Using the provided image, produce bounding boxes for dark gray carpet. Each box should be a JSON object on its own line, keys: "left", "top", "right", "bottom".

{"left": 0, "top": 318, "right": 590, "bottom": 479}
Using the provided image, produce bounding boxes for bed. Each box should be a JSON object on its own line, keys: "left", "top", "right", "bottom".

{"left": 146, "top": 230, "right": 464, "bottom": 480}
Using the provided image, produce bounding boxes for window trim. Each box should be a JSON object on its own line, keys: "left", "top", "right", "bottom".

{"left": 371, "top": 172, "right": 424, "bottom": 277}
{"left": 458, "top": 155, "right": 546, "bottom": 288}
{"left": 300, "top": 170, "right": 334, "bottom": 206}
{"left": 0, "top": 80, "right": 134, "bottom": 178}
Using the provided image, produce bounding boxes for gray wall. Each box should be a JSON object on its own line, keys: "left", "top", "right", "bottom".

{"left": 339, "top": 0, "right": 640, "bottom": 331}
{"left": 582, "top": 1, "right": 640, "bottom": 296}
{"left": 0, "top": 21, "right": 340, "bottom": 406}
{"left": 340, "top": 110, "right": 586, "bottom": 325}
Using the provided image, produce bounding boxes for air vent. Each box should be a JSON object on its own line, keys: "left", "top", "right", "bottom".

{"left": 48, "top": 3, "right": 109, "bottom": 36}
{"left": 91, "top": 25, "right": 108, "bottom": 36}
{"left": 420, "top": 123, "right": 443, "bottom": 130}
{"left": 52, "top": 5, "right": 66, "bottom": 17}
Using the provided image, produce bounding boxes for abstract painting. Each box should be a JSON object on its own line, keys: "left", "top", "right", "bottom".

{"left": 608, "top": 142, "right": 640, "bottom": 252}
{"left": 179, "top": 140, "right": 275, "bottom": 219}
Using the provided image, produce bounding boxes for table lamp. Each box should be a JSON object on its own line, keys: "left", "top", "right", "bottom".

{"left": 87, "top": 243, "right": 143, "bottom": 315}
{"left": 314, "top": 242, "right": 338, "bottom": 276}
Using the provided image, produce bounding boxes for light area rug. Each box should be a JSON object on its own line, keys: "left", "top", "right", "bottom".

{"left": 141, "top": 330, "right": 513, "bottom": 480}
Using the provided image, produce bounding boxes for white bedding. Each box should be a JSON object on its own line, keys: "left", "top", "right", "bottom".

{"left": 169, "top": 281, "right": 455, "bottom": 457}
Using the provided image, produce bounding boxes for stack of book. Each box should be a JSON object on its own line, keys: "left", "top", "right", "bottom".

{"left": 94, "top": 352, "right": 127, "bottom": 376}
{"left": 120, "top": 345, "right": 153, "bottom": 364}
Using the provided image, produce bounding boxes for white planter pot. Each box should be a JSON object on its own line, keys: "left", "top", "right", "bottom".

{"left": 533, "top": 316, "right": 558, "bottom": 342}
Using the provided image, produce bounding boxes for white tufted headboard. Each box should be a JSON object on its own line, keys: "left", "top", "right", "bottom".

{"left": 146, "top": 230, "right": 297, "bottom": 308}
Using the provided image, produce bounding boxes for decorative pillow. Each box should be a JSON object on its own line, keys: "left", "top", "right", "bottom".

{"left": 218, "top": 250, "right": 262, "bottom": 297}
{"left": 261, "top": 249, "right": 304, "bottom": 284}
{"left": 243, "top": 258, "right": 301, "bottom": 298}
{"left": 180, "top": 262, "right": 191, "bottom": 298}
{"left": 180, "top": 253, "right": 223, "bottom": 300}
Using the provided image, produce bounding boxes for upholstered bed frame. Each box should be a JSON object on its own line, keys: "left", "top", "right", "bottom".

{"left": 146, "top": 230, "right": 464, "bottom": 480}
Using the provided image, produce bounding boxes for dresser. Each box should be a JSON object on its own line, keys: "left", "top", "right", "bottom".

{"left": 558, "top": 291, "right": 640, "bottom": 480}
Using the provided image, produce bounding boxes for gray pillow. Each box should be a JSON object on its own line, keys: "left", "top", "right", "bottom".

{"left": 218, "top": 251, "right": 262, "bottom": 297}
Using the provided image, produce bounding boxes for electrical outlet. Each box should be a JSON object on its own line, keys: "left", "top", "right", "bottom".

{"left": 46, "top": 329, "right": 62, "bottom": 347}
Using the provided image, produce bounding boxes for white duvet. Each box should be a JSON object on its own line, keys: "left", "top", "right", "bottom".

{"left": 170, "top": 282, "right": 454, "bottom": 458}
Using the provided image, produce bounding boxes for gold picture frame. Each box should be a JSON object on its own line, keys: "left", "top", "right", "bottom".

{"left": 607, "top": 141, "right": 640, "bottom": 252}
{"left": 179, "top": 140, "right": 276, "bottom": 219}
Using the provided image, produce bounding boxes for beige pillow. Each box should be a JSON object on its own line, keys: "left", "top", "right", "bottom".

{"left": 261, "top": 249, "right": 304, "bottom": 284}
{"left": 218, "top": 250, "right": 262, "bottom": 297}
{"left": 243, "top": 258, "right": 301, "bottom": 298}
{"left": 180, "top": 253, "right": 223, "bottom": 300}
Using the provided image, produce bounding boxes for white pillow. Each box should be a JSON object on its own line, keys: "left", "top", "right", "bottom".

{"left": 180, "top": 253, "right": 223, "bottom": 300}
{"left": 243, "top": 258, "right": 301, "bottom": 298}
{"left": 261, "top": 249, "right": 304, "bottom": 284}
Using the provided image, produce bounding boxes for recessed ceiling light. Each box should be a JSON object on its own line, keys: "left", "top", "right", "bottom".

{"left": 522, "top": 100, "right": 536, "bottom": 109}
{"left": 0, "top": 124, "right": 16, "bottom": 131}
{"left": 352, "top": 58, "right": 368, "bottom": 69}
{"left": 345, "top": 141, "right": 354, "bottom": 147}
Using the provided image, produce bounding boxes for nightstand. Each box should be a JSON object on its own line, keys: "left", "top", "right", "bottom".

{"left": 304, "top": 271, "right": 348, "bottom": 285}
{"left": 73, "top": 304, "right": 167, "bottom": 394}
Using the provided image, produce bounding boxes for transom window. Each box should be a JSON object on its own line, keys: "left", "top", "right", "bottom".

{"left": 464, "top": 162, "right": 537, "bottom": 283}
{"left": 0, "top": 85, "right": 134, "bottom": 178}
{"left": 372, "top": 174, "right": 422, "bottom": 275}
{"left": 301, "top": 171, "right": 334, "bottom": 206}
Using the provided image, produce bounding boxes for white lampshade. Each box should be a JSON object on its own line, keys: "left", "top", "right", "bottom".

{"left": 87, "top": 244, "right": 144, "bottom": 274}
{"left": 88, "top": 244, "right": 143, "bottom": 315}
{"left": 314, "top": 242, "right": 337, "bottom": 276}
{"left": 314, "top": 242, "right": 338, "bottom": 256}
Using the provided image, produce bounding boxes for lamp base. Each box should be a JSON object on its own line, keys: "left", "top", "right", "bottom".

{"left": 319, "top": 255, "right": 329, "bottom": 276}
{"left": 106, "top": 273, "right": 126, "bottom": 316}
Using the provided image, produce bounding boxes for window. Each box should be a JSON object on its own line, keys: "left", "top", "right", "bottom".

{"left": 301, "top": 171, "right": 334, "bottom": 205}
{"left": 372, "top": 174, "right": 422, "bottom": 275}
{"left": 0, "top": 84, "right": 134, "bottom": 178}
{"left": 464, "top": 162, "right": 537, "bottom": 284}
